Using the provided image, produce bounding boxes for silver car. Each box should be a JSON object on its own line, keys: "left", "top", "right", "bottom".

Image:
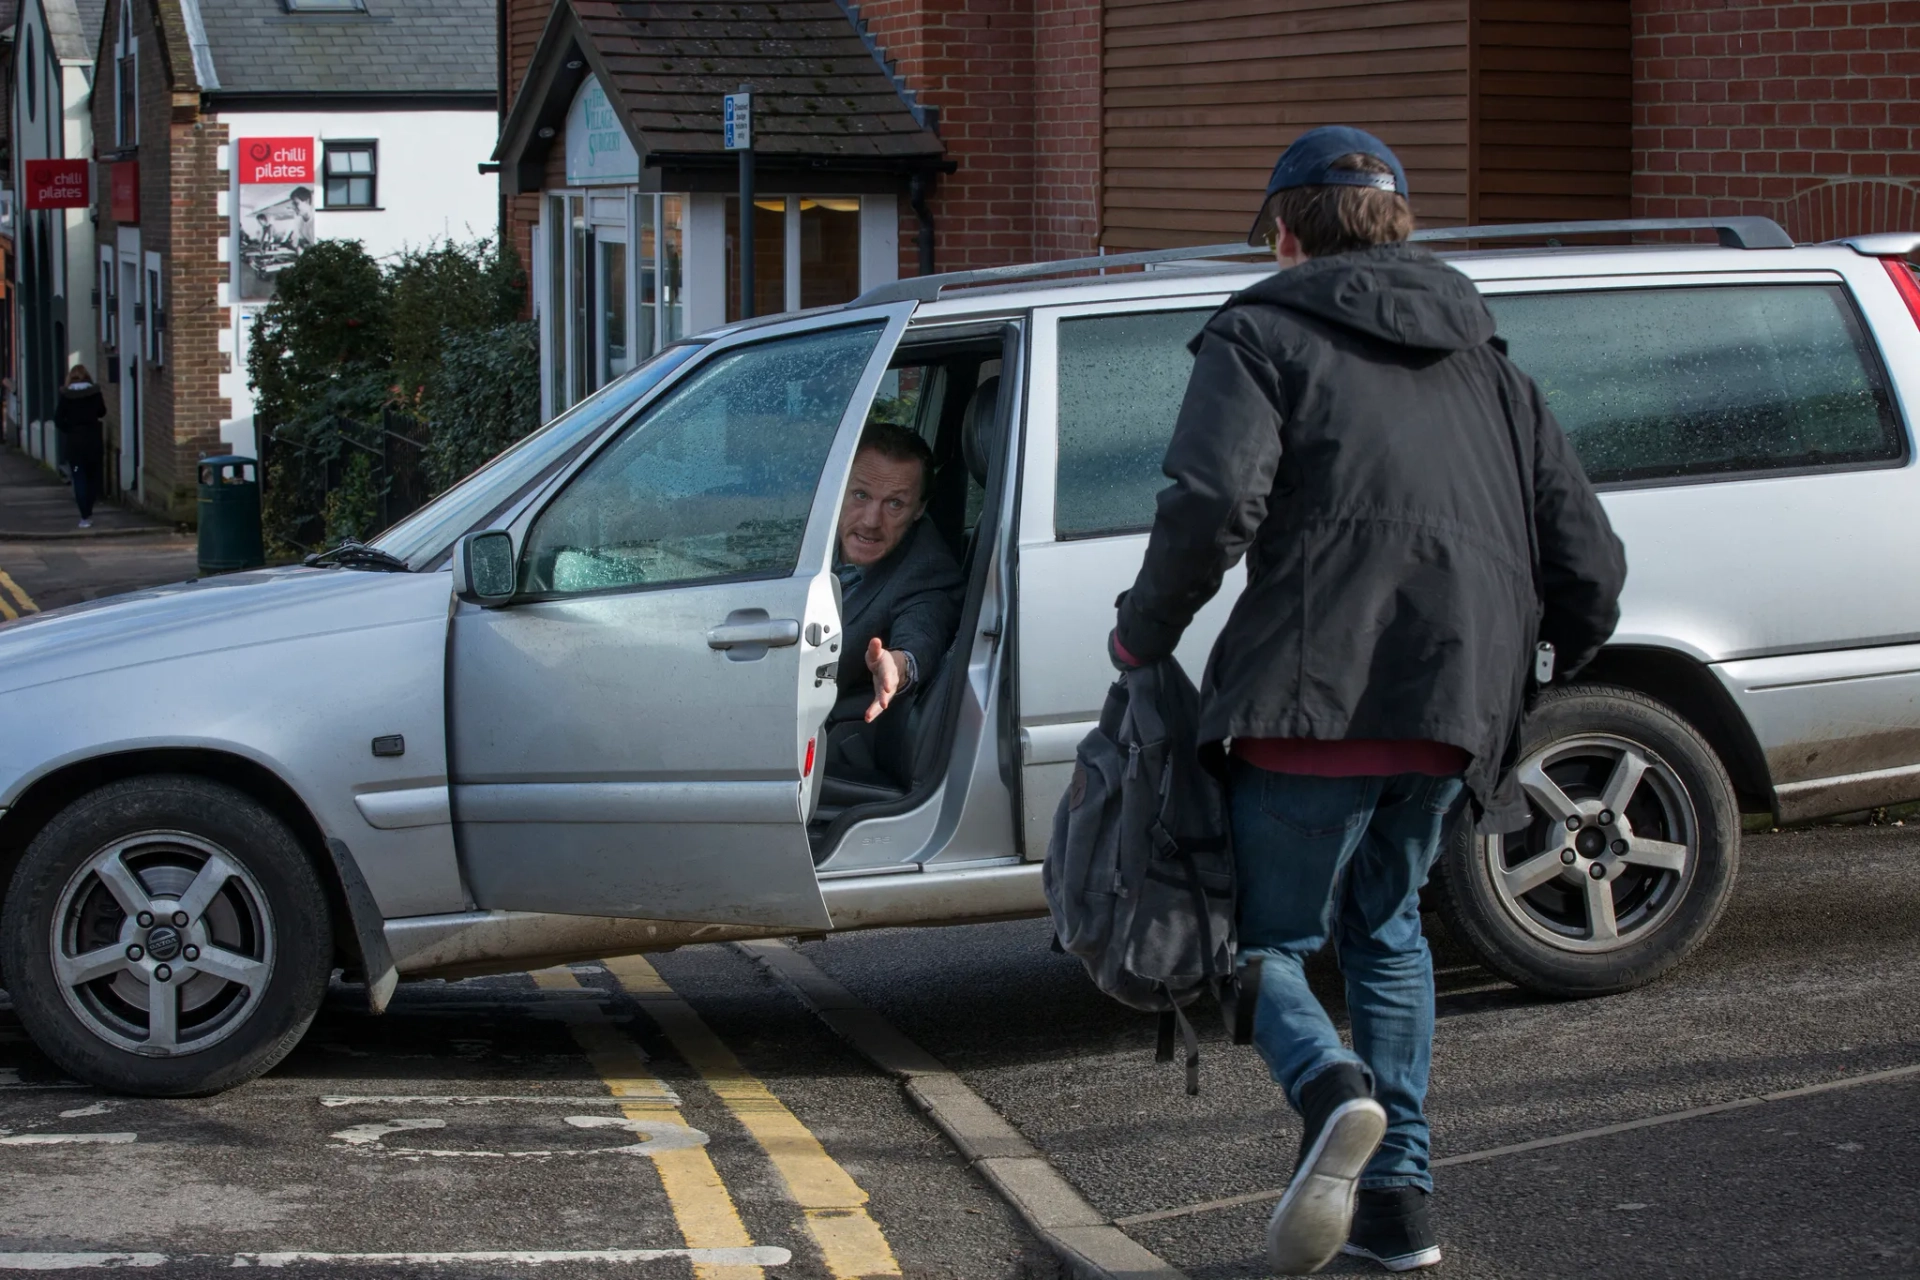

{"left": 5, "top": 216, "right": 1918, "bottom": 1095}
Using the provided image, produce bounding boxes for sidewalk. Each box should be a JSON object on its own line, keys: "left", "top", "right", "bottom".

{"left": 0, "top": 445, "right": 198, "bottom": 614}
{"left": 0, "top": 443, "right": 177, "bottom": 539}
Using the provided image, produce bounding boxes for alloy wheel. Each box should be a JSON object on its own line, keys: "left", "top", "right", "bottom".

{"left": 49, "top": 830, "right": 276, "bottom": 1057}
{"left": 1484, "top": 733, "right": 1698, "bottom": 953}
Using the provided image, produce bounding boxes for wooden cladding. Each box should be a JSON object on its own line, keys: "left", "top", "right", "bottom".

{"left": 1474, "top": 1, "right": 1632, "bottom": 223}
{"left": 1100, "top": 0, "right": 1630, "bottom": 250}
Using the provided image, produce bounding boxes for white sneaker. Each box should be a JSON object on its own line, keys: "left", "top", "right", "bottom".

{"left": 77, "top": 518, "right": 92, "bottom": 528}
{"left": 1266, "top": 1096, "right": 1389, "bottom": 1275}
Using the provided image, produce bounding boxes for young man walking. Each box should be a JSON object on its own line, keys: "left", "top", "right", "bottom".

{"left": 1110, "top": 127, "right": 1627, "bottom": 1272}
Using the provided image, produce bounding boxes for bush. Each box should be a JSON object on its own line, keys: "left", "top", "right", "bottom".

{"left": 249, "top": 236, "right": 535, "bottom": 557}
{"left": 425, "top": 321, "right": 540, "bottom": 491}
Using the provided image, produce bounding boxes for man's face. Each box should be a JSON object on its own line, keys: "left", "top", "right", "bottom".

{"left": 838, "top": 448, "right": 926, "bottom": 567}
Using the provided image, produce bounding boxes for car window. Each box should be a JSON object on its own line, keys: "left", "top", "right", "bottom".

{"left": 519, "top": 322, "right": 884, "bottom": 596}
{"left": 372, "top": 341, "right": 703, "bottom": 568}
{"left": 1054, "top": 308, "right": 1212, "bottom": 537}
{"left": 1488, "top": 284, "right": 1903, "bottom": 486}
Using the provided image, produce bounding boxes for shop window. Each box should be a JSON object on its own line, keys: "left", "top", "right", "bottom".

{"left": 799, "top": 199, "right": 861, "bottom": 309}
{"left": 725, "top": 198, "right": 787, "bottom": 322}
{"left": 324, "top": 142, "right": 377, "bottom": 209}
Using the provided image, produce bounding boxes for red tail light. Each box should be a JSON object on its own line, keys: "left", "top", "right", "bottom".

{"left": 1882, "top": 256, "right": 1920, "bottom": 327}
{"left": 804, "top": 736, "right": 816, "bottom": 778}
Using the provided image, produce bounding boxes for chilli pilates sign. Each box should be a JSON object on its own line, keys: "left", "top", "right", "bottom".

{"left": 238, "top": 137, "right": 315, "bottom": 185}
{"left": 24, "top": 159, "right": 89, "bottom": 209}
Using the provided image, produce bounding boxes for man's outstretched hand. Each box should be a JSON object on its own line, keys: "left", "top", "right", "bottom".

{"left": 865, "top": 637, "right": 911, "bottom": 723}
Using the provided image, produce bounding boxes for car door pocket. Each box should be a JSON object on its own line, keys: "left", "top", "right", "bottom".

{"left": 707, "top": 608, "right": 802, "bottom": 661}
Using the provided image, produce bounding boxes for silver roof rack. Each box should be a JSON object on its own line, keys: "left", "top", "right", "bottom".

{"left": 851, "top": 216, "right": 1794, "bottom": 307}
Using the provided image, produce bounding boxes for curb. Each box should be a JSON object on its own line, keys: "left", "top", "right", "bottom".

{"left": 735, "top": 939, "right": 1188, "bottom": 1280}
{"left": 0, "top": 526, "right": 186, "bottom": 541}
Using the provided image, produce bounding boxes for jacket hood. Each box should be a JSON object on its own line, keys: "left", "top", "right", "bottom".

{"left": 1230, "top": 243, "right": 1496, "bottom": 352}
{"left": 60, "top": 382, "right": 100, "bottom": 396}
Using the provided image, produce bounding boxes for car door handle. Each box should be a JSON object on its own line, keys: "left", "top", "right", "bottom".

{"left": 706, "top": 618, "right": 802, "bottom": 650}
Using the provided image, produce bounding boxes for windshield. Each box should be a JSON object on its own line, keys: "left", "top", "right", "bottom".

{"left": 372, "top": 342, "right": 705, "bottom": 568}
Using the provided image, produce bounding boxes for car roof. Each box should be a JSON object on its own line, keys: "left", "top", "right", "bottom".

{"left": 884, "top": 217, "right": 1900, "bottom": 324}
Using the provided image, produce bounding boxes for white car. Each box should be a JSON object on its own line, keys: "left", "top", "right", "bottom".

{"left": 4, "top": 215, "right": 1918, "bottom": 1094}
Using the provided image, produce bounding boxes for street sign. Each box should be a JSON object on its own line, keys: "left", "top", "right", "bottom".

{"left": 723, "top": 92, "right": 752, "bottom": 151}
{"left": 24, "top": 159, "right": 88, "bottom": 209}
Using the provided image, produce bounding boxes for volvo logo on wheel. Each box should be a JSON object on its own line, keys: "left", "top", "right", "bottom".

{"left": 145, "top": 925, "right": 183, "bottom": 963}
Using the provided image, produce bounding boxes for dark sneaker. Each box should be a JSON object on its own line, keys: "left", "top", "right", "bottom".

{"left": 1343, "top": 1187, "right": 1442, "bottom": 1272}
{"left": 1265, "top": 1064, "right": 1387, "bottom": 1275}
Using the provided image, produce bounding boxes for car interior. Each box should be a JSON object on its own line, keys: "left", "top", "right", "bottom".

{"left": 807, "top": 323, "right": 1016, "bottom": 862}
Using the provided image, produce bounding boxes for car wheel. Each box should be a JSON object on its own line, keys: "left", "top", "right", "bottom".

{"left": 1436, "top": 684, "right": 1738, "bottom": 997}
{"left": 1, "top": 775, "right": 333, "bottom": 1096}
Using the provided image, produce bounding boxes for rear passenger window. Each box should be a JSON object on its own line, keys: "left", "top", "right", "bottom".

{"left": 1054, "top": 308, "right": 1212, "bottom": 536}
{"left": 1488, "top": 285, "right": 1903, "bottom": 486}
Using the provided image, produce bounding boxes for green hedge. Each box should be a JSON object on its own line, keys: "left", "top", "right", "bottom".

{"left": 250, "top": 237, "right": 537, "bottom": 557}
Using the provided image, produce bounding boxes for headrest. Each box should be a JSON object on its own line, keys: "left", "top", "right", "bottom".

{"left": 962, "top": 375, "right": 1000, "bottom": 486}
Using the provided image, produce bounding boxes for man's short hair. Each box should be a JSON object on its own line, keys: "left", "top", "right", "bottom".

{"left": 855, "top": 422, "right": 935, "bottom": 504}
{"left": 1264, "top": 153, "right": 1415, "bottom": 259}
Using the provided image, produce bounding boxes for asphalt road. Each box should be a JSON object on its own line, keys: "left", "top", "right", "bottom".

{"left": 5, "top": 823, "right": 1917, "bottom": 1278}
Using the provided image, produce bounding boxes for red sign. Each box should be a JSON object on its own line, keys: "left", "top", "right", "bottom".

{"left": 112, "top": 161, "right": 139, "bottom": 223}
{"left": 24, "top": 159, "right": 88, "bottom": 209}
{"left": 238, "top": 137, "right": 315, "bottom": 185}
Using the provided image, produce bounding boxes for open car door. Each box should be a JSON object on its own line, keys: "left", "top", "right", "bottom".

{"left": 447, "top": 304, "right": 916, "bottom": 929}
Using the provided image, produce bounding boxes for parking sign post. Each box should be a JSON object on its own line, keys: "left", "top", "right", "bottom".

{"left": 724, "top": 85, "right": 755, "bottom": 318}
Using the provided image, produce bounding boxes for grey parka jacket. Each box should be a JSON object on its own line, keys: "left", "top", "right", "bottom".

{"left": 1113, "top": 243, "right": 1628, "bottom": 830}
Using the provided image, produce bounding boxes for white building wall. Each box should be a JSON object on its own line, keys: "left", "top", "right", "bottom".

{"left": 8, "top": 0, "right": 95, "bottom": 464}
{"left": 218, "top": 108, "right": 498, "bottom": 458}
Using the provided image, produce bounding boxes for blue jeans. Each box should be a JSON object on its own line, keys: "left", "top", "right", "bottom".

{"left": 1230, "top": 761, "right": 1466, "bottom": 1192}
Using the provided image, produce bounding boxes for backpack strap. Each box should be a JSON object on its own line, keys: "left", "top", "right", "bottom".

{"left": 1155, "top": 998, "right": 1202, "bottom": 1096}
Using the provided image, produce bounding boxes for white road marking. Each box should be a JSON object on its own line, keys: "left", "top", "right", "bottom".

{"left": 0, "top": 1249, "right": 791, "bottom": 1271}
{"left": 0, "top": 1133, "right": 135, "bottom": 1145}
{"left": 59, "top": 1104, "right": 113, "bottom": 1119}
{"left": 319, "top": 1093, "right": 678, "bottom": 1107}
{"left": 0, "top": 1253, "right": 167, "bottom": 1269}
{"left": 328, "top": 1115, "right": 710, "bottom": 1159}
{"left": 329, "top": 1119, "right": 444, "bottom": 1146}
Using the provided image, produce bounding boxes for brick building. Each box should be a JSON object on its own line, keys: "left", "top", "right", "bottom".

{"left": 87, "top": 0, "right": 495, "bottom": 520}
{"left": 500, "top": 0, "right": 1920, "bottom": 407}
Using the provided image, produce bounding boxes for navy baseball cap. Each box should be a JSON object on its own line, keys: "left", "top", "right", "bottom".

{"left": 1247, "top": 126, "right": 1409, "bottom": 247}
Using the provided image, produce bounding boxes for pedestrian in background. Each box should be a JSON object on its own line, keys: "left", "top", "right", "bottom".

{"left": 1109, "top": 126, "right": 1626, "bottom": 1273}
{"left": 54, "top": 364, "right": 107, "bottom": 529}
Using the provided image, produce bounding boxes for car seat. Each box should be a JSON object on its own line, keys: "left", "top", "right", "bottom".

{"left": 815, "top": 375, "right": 1000, "bottom": 819}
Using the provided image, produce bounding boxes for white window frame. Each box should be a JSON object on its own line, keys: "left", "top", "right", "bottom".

{"left": 144, "top": 250, "right": 164, "bottom": 365}
{"left": 98, "top": 246, "right": 116, "bottom": 344}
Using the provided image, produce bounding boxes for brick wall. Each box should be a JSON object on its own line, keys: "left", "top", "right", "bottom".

{"left": 1634, "top": 0, "right": 1920, "bottom": 240}
{"left": 858, "top": 0, "right": 1039, "bottom": 272}
{"left": 1032, "top": 0, "right": 1099, "bottom": 259}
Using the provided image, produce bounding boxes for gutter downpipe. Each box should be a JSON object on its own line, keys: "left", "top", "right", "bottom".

{"left": 909, "top": 170, "right": 935, "bottom": 277}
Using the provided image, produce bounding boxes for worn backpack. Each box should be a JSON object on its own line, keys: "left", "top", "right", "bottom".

{"left": 1043, "top": 658, "right": 1251, "bottom": 1094}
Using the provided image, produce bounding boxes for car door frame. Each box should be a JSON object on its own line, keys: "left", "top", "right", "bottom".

{"left": 1012, "top": 290, "right": 1240, "bottom": 857}
{"left": 445, "top": 300, "right": 919, "bottom": 930}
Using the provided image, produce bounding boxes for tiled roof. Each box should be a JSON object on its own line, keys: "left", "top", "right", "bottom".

{"left": 571, "top": 0, "right": 941, "bottom": 161}
{"left": 43, "top": 0, "right": 104, "bottom": 63}
{"left": 194, "top": 0, "right": 494, "bottom": 96}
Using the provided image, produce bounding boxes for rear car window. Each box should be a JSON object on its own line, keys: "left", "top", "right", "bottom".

{"left": 1488, "top": 284, "right": 1904, "bottom": 486}
{"left": 1054, "top": 307, "right": 1212, "bottom": 537}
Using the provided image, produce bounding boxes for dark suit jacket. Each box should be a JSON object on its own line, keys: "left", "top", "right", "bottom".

{"left": 831, "top": 519, "right": 965, "bottom": 723}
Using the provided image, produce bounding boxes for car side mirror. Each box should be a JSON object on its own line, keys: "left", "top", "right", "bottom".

{"left": 454, "top": 530, "right": 517, "bottom": 608}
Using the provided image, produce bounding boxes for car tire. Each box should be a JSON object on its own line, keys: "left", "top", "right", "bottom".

{"left": 1, "top": 775, "right": 333, "bottom": 1096}
{"left": 1435, "top": 684, "right": 1739, "bottom": 998}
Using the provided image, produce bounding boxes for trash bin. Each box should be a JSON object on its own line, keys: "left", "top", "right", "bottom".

{"left": 197, "top": 455, "right": 265, "bottom": 574}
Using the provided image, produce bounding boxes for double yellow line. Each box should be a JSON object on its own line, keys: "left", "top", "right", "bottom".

{"left": 539, "top": 957, "right": 902, "bottom": 1280}
{"left": 0, "top": 568, "right": 36, "bottom": 622}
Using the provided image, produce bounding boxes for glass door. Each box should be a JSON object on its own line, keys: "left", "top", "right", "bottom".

{"left": 596, "top": 230, "right": 629, "bottom": 385}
